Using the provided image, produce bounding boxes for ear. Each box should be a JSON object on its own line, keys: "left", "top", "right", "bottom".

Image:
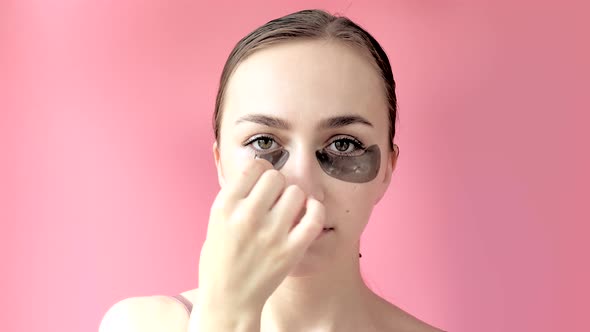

{"left": 374, "top": 144, "right": 399, "bottom": 205}
{"left": 213, "top": 141, "right": 225, "bottom": 188}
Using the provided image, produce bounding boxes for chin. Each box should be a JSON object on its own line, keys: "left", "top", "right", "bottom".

{"left": 286, "top": 243, "right": 340, "bottom": 277}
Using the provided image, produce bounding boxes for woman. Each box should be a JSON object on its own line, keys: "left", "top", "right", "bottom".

{"left": 100, "top": 9, "right": 444, "bottom": 332}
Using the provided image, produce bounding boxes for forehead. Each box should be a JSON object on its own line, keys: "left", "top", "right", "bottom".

{"left": 222, "top": 39, "right": 388, "bottom": 129}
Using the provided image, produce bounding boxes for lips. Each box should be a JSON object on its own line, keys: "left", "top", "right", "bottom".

{"left": 316, "top": 227, "right": 334, "bottom": 239}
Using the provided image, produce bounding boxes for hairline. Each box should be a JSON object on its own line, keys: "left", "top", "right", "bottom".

{"left": 217, "top": 38, "right": 388, "bottom": 141}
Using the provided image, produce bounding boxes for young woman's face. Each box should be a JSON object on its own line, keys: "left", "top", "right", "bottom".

{"left": 213, "top": 39, "right": 397, "bottom": 266}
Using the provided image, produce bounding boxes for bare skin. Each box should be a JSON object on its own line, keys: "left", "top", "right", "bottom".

{"left": 99, "top": 40, "right": 446, "bottom": 332}
{"left": 99, "top": 288, "right": 443, "bottom": 332}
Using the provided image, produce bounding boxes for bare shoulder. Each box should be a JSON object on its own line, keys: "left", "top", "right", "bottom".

{"left": 370, "top": 293, "right": 446, "bottom": 332}
{"left": 99, "top": 293, "right": 195, "bottom": 332}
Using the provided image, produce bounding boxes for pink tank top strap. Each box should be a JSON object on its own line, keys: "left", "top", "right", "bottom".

{"left": 170, "top": 294, "right": 193, "bottom": 315}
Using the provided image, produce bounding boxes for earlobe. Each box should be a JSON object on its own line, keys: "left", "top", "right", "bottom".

{"left": 391, "top": 144, "right": 399, "bottom": 174}
{"left": 212, "top": 141, "right": 225, "bottom": 187}
{"left": 382, "top": 145, "right": 398, "bottom": 185}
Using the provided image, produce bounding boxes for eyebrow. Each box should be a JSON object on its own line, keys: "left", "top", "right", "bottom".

{"left": 235, "top": 114, "right": 374, "bottom": 130}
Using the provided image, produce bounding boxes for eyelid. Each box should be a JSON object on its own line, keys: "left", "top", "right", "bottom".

{"left": 243, "top": 134, "right": 366, "bottom": 152}
{"left": 326, "top": 135, "right": 366, "bottom": 149}
{"left": 243, "top": 134, "right": 281, "bottom": 150}
{"left": 244, "top": 133, "right": 277, "bottom": 144}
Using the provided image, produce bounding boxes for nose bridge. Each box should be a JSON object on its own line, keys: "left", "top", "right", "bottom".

{"left": 281, "top": 145, "right": 325, "bottom": 202}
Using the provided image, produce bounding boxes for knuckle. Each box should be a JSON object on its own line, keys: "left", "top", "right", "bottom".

{"left": 258, "top": 229, "right": 278, "bottom": 246}
{"left": 309, "top": 219, "right": 324, "bottom": 233}
{"left": 312, "top": 201, "right": 326, "bottom": 221}
{"left": 243, "top": 160, "right": 263, "bottom": 177}
{"left": 230, "top": 215, "right": 255, "bottom": 234}
{"left": 264, "top": 169, "right": 285, "bottom": 185}
{"left": 312, "top": 198, "right": 325, "bottom": 212}
{"left": 254, "top": 157, "right": 274, "bottom": 169}
{"left": 233, "top": 203, "right": 253, "bottom": 220}
{"left": 233, "top": 220, "right": 255, "bottom": 235}
{"left": 287, "top": 185, "right": 304, "bottom": 200}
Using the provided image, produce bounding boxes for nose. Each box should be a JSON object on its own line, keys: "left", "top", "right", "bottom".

{"left": 279, "top": 146, "right": 325, "bottom": 202}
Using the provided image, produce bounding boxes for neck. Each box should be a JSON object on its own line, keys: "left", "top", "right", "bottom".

{"left": 261, "top": 248, "right": 378, "bottom": 332}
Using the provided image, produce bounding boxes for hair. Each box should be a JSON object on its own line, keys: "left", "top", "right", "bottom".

{"left": 212, "top": 9, "right": 398, "bottom": 152}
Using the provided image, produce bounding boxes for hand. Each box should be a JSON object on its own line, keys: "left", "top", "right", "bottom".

{"left": 197, "top": 158, "right": 326, "bottom": 313}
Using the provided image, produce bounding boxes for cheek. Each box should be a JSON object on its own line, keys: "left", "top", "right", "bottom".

{"left": 328, "top": 183, "right": 378, "bottom": 222}
{"left": 220, "top": 145, "right": 256, "bottom": 183}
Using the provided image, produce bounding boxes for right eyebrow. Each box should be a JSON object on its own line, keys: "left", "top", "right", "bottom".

{"left": 235, "top": 114, "right": 291, "bottom": 130}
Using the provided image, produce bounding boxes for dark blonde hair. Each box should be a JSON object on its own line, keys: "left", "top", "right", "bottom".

{"left": 213, "top": 9, "right": 398, "bottom": 151}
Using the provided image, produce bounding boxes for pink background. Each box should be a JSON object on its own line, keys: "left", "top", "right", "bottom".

{"left": 2, "top": 0, "right": 588, "bottom": 331}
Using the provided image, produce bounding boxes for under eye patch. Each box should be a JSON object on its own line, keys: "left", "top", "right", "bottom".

{"left": 315, "top": 144, "right": 381, "bottom": 183}
{"left": 254, "top": 149, "right": 289, "bottom": 170}
{"left": 254, "top": 144, "right": 381, "bottom": 183}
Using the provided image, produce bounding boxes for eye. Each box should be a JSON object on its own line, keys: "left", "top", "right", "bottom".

{"left": 327, "top": 137, "right": 366, "bottom": 156}
{"left": 244, "top": 135, "right": 279, "bottom": 151}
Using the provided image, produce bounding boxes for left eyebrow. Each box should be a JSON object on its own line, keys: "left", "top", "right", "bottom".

{"left": 235, "top": 114, "right": 373, "bottom": 130}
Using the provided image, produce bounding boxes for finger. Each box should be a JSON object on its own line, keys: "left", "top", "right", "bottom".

{"left": 223, "top": 158, "right": 274, "bottom": 203}
{"left": 243, "top": 169, "right": 286, "bottom": 216}
{"left": 285, "top": 198, "right": 325, "bottom": 257}
{"left": 268, "top": 184, "right": 306, "bottom": 235}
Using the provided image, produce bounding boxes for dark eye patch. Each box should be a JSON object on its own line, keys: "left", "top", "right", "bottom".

{"left": 253, "top": 144, "right": 381, "bottom": 183}
{"left": 315, "top": 144, "right": 380, "bottom": 183}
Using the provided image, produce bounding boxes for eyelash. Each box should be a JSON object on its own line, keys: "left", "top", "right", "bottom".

{"left": 243, "top": 134, "right": 367, "bottom": 156}
{"left": 243, "top": 134, "right": 278, "bottom": 151}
